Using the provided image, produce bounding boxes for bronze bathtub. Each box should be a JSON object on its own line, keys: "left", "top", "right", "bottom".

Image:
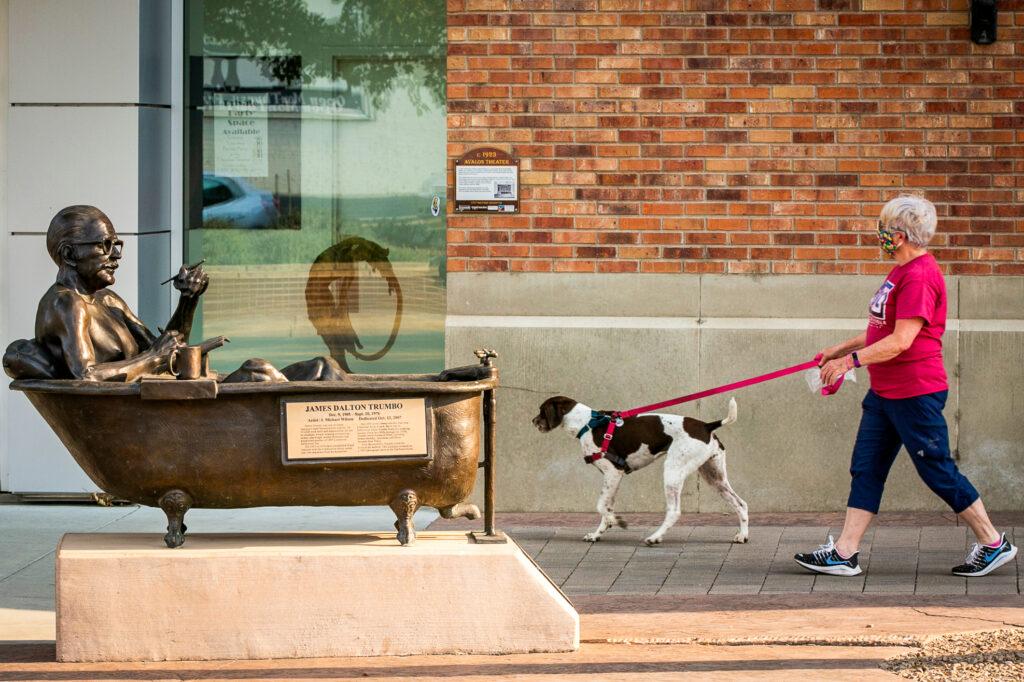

{"left": 10, "top": 364, "right": 498, "bottom": 548}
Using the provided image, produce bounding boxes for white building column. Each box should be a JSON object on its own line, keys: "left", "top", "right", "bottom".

{"left": 2, "top": 0, "right": 173, "bottom": 493}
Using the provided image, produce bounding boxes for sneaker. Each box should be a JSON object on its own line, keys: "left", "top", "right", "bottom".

{"left": 794, "top": 535, "right": 862, "bottom": 576}
{"left": 951, "top": 534, "right": 1018, "bottom": 577}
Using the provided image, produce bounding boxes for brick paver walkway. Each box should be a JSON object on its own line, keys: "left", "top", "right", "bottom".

{"left": 502, "top": 522, "right": 1022, "bottom": 597}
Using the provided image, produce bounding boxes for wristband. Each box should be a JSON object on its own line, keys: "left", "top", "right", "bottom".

{"left": 851, "top": 351, "right": 861, "bottom": 368}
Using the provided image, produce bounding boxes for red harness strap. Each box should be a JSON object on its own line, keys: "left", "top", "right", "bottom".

{"left": 585, "top": 356, "right": 824, "bottom": 466}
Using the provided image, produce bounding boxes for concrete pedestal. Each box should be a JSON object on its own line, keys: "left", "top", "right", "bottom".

{"left": 56, "top": 532, "right": 579, "bottom": 662}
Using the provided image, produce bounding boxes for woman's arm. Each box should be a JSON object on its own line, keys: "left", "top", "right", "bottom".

{"left": 818, "top": 332, "right": 867, "bottom": 364}
{"left": 819, "top": 318, "right": 925, "bottom": 386}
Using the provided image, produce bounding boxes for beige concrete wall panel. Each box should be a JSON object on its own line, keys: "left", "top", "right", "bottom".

{"left": 957, "top": 330, "right": 1024, "bottom": 511}
{"left": 696, "top": 328, "right": 960, "bottom": 513}
{"left": 448, "top": 324, "right": 701, "bottom": 512}
{"left": 699, "top": 274, "right": 960, "bottom": 320}
{"left": 7, "top": 107, "right": 140, "bottom": 231}
{"left": 699, "top": 327, "right": 854, "bottom": 512}
{"left": 447, "top": 272, "right": 701, "bottom": 317}
{"left": 443, "top": 270, "right": 998, "bottom": 513}
{"left": 10, "top": 0, "right": 142, "bottom": 104}
{"left": 449, "top": 272, "right": 967, "bottom": 321}
{"left": 958, "top": 277, "right": 1024, "bottom": 320}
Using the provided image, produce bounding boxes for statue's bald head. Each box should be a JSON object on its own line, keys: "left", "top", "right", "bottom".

{"left": 46, "top": 206, "right": 113, "bottom": 266}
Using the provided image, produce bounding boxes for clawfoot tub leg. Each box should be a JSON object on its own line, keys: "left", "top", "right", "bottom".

{"left": 159, "top": 490, "right": 193, "bottom": 549}
{"left": 437, "top": 503, "right": 481, "bottom": 520}
{"left": 389, "top": 489, "right": 419, "bottom": 546}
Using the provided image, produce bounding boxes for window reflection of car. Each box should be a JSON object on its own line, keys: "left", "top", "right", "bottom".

{"left": 202, "top": 174, "right": 279, "bottom": 228}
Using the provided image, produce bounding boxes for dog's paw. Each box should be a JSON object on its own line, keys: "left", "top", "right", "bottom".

{"left": 733, "top": 532, "right": 749, "bottom": 544}
{"left": 643, "top": 535, "right": 662, "bottom": 546}
{"left": 615, "top": 515, "right": 628, "bottom": 529}
{"left": 583, "top": 532, "right": 601, "bottom": 543}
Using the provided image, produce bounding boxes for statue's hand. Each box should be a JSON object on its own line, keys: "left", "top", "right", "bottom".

{"left": 173, "top": 264, "right": 209, "bottom": 298}
{"left": 152, "top": 330, "right": 186, "bottom": 362}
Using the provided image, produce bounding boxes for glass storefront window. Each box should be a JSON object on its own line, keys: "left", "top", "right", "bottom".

{"left": 185, "top": 0, "right": 446, "bottom": 374}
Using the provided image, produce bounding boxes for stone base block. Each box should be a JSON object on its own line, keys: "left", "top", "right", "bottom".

{"left": 56, "top": 532, "right": 579, "bottom": 662}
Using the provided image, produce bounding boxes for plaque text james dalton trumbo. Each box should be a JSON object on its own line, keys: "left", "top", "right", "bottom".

{"left": 283, "top": 398, "right": 428, "bottom": 461}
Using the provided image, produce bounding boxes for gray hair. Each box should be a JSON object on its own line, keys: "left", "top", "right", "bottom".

{"left": 879, "top": 195, "right": 937, "bottom": 247}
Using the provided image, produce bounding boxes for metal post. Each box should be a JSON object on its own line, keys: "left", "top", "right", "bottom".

{"left": 472, "top": 349, "right": 503, "bottom": 544}
{"left": 484, "top": 385, "right": 496, "bottom": 536}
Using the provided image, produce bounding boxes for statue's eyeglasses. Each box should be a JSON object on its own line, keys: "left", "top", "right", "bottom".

{"left": 72, "top": 238, "right": 124, "bottom": 256}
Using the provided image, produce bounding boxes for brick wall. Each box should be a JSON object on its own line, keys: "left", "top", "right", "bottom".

{"left": 446, "top": 0, "right": 1024, "bottom": 276}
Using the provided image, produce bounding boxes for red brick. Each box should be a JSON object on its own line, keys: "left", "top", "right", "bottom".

{"left": 446, "top": 4, "right": 1024, "bottom": 276}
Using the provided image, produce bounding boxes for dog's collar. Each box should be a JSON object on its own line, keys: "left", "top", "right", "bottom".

{"left": 575, "top": 411, "right": 611, "bottom": 440}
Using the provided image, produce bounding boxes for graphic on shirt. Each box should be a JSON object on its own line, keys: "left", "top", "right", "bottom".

{"left": 869, "top": 280, "right": 894, "bottom": 321}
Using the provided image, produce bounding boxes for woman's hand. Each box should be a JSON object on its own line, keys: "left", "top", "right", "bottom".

{"left": 817, "top": 344, "right": 846, "bottom": 366}
{"left": 820, "top": 355, "right": 854, "bottom": 388}
{"left": 172, "top": 264, "right": 209, "bottom": 299}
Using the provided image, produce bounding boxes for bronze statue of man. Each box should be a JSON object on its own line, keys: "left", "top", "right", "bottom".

{"left": 3, "top": 205, "right": 345, "bottom": 383}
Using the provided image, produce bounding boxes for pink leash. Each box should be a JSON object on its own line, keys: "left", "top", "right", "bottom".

{"left": 587, "top": 354, "right": 837, "bottom": 465}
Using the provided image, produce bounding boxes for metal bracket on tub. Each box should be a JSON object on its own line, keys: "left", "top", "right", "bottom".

{"left": 470, "top": 531, "right": 508, "bottom": 544}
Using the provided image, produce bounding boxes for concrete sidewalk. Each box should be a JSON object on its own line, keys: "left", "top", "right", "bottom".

{"left": 1, "top": 506, "right": 1022, "bottom": 680}
{"left": 487, "top": 514, "right": 1023, "bottom": 598}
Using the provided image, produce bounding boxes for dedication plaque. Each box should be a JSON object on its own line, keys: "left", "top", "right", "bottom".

{"left": 281, "top": 397, "right": 430, "bottom": 463}
{"left": 454, "top": 147, "right": 519, "bottom": 213}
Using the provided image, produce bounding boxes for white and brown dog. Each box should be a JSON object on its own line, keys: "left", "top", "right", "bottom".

{"left": 532, "top": 396, "right": 748, "bottom": 546}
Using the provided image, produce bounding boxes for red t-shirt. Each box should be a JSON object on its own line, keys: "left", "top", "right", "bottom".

{"left": 865, "top": 253, "right": 948, "bottom": 399}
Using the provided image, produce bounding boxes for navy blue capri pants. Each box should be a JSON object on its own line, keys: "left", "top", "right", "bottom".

{"left": 848, "top": 389, "right": 978, "bottom": 514}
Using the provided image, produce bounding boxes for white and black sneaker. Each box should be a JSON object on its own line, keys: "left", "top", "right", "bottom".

{"left": 952, "top": 534, "right": 1018, "bottom": 577}
{"left": 794, "top": 535, "right": 862, "bottom": 576}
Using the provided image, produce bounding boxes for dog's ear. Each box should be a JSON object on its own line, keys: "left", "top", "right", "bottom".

{"left": 541, "top": 399, "right": 560, "bottom": 430}
{"left": 544, "top": 397, "right": 577, "bottom": 429}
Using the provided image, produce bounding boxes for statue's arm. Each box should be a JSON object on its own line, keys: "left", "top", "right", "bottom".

{"left": 164, "top": 293, "right": 200, "bottom": 342}
{"left": 52, "top": 297, "right": 100, "bottom": 379}
{"left": 162, "top": 265, "right": 209, "bottom": 342}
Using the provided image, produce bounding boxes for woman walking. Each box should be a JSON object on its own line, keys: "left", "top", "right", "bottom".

{"left": 794, "top": 195, "right": 1017, "bottom": 578}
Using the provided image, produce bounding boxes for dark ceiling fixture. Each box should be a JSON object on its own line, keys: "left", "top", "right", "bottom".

{"left": 970, "top": 0, "right": 997, "bottom": 45}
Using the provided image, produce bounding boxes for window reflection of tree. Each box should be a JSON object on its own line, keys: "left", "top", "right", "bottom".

{"left": 201, "top": 0, "right": 445, "bottom": 116}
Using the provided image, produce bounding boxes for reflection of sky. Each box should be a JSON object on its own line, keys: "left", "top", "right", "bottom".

{"left": 304, "top": 0, "right": 344, "bottom": 21}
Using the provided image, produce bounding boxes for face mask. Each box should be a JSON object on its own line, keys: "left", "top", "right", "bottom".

{"left": 877, "top": 221, "right": 901, "bottom": 256}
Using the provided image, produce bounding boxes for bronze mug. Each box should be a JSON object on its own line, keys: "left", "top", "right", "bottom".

{"left": 169, "top": 346, "right": 203, "bottom": 380}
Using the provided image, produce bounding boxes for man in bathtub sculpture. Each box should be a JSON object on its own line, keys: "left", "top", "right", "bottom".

{"left": 2, "top": 205, "right": 346, "bottom": 383}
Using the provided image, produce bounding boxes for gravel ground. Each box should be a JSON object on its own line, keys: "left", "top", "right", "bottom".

{"left": 882, "top": 628, "right": 1024, "bottom": 681}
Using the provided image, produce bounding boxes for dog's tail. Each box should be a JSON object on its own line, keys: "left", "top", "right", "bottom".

{"left": 706, "top": 397, "right": 738, "bottom": 433}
